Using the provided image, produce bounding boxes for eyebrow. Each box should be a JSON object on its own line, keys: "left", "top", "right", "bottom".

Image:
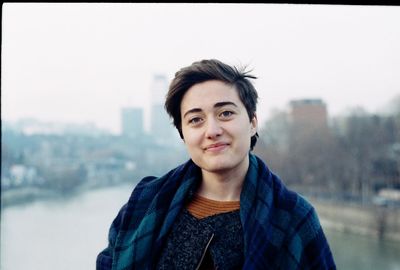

{"left": 183, "top": 101, "right": 238, "bottom": 119}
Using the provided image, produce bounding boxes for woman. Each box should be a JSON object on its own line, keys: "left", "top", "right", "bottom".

{"left": 97, "top": 59, "right": 336, "bottom": 270}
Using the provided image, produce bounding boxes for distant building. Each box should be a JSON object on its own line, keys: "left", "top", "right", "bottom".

{"left": 289, "top": 99, "right": 328, "bottom": 130}
{"left": 150, "top": 74, "right": 175, "bottom": 144}
{"left": 121, "top": 107, "right": 144, "bottom": 138}
{"left": 7, "top": 118, "right": 109, "bottom": 136}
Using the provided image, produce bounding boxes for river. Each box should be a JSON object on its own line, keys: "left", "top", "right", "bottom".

{"left": 1, "top": 184, "right": 400, "bottom": 270}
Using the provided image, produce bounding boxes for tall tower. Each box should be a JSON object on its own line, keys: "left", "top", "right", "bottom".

{"left": 289, "top": 99, "right": 328, "bottom": 130}
{"left": 121, "top": 107, "right": 144, "bottom": 138}
{"left": 287, "top": 98, "right": 329, "bottom": 141}
{"left": 150, "top": 74, "right": 174, "bottom": 144}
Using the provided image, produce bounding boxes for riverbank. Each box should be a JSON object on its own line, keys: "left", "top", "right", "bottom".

{"left": 1, "top": 187, "right": 65, "bottom": 208}
{"left": 309, "top": 198, "right": 400, "bottom": 242}
{"left": 1, "top": 182, "right": 135, "bottom": 208}
{"left": 3, "top": 186, "right": 400, "bottom": 243}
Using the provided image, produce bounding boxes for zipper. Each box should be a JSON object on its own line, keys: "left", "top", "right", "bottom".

{"left": 195, "top": 233, "right": 215, "bottom": 270}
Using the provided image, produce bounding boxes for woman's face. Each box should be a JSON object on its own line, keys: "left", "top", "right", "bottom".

{"left": 180, "top": 80, "right": 257, "bottom": 176}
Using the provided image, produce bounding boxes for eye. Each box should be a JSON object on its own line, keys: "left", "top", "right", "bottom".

{"left": 188, "top": 117, "right": 203, "bottom": 125}
{"left": 220, "top": 111, "right": 234, "bottom": 118}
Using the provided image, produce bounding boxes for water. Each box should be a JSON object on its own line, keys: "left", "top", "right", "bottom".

{"left": 325, "top": 228, "right": 400, "bottom": 270}
{"left": 1, "top": 185, "right": 133, "bottom": 270}
{"left": 1, "top": 184, "right": 400, "bottom": 270}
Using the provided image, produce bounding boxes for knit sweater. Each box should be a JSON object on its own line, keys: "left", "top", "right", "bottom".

{"left": 156, "top": 208, "right": 243, "bottom": 269}
{"left": 186, "top": 194, "right": 240, "bottom": 219}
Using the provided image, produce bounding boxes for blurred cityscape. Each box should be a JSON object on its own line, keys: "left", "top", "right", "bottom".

{"left": 255, "top": 97, "right": 400, "bottom": 207}
{"left": 1, "top": 74, "right": 188, "bottom": 206}
{"left": 2, "top": 76, "right": 400, "bottom": 241}
{"left": 253, "top": 96, "right": 400, "bottom": 243}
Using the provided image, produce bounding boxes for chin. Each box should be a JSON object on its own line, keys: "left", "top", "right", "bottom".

{"left": 201, "top": 159, "right": 237, "bottom": 173}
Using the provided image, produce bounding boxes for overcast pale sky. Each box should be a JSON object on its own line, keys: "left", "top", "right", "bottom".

{"left": 2, "top": 3, "right": 400, "bottom": 134}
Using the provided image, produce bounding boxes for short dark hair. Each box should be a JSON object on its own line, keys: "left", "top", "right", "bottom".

{"left": 165, "top": 59, "right": 259, "bottom": 150}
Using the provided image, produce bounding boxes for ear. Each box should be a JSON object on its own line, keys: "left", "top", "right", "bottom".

{"left": 250, "top": 113, "right": 258, "bottom": 136}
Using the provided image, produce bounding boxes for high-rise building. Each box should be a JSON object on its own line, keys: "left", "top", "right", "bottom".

{"left": 121, "top": 107, "right": 144, "bottom": 138}
{"left": 289, "top": 98, "right": 328, "bottom": 129}
{"left": 150, "top": 74, "right": 175, "bottom": 144}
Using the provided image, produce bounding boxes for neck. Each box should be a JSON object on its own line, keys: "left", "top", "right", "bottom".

{"left": 198, "top": 156, "right": 249, "bottom": 201}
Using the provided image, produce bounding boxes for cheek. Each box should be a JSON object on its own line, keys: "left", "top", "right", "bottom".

{"left": 182, "top": 128, "right": 200, "bottom": 147}
{"left": 237, "top": 125, "right": 254, "bottom": 147}
{"left": 232, "top": 121, "right": 253, "bottom": 137}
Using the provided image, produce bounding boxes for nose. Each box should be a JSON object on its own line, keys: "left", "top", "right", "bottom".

{"left": 205, "top": 118, "right": 223, "bottom": 139}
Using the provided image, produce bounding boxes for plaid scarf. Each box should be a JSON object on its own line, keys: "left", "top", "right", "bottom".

{"left": 97, "top": 154, "right": 336, "bottom": 270}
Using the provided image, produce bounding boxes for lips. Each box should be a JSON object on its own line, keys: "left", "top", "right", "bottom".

{"left": 204, "top": 142, "right": 229, "bottom": 152}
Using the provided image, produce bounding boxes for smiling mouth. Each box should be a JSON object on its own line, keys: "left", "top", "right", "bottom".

{"left": 204, "top": 143, "right": 229, "bottom": 152}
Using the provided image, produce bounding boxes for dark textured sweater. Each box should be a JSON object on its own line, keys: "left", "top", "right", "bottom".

{"left": 156, "top": 208, "right": 244, "bottom": 270}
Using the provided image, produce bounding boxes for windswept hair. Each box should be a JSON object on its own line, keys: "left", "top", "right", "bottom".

{"left": 165, "top": 59, "right": 259, "bottom": 150}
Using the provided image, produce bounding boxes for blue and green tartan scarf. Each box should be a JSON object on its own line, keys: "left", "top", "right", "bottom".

{"left": 97, "top": 154, "right": 336, "bottom": 270}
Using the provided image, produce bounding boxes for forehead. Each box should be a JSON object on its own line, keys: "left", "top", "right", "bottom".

{"left": 181, "top": 80, "right": 243, "bottom": 111}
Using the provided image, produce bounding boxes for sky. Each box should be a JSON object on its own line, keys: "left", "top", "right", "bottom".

{"left": 2, "top": 3, "right": 400, "bottom": 134}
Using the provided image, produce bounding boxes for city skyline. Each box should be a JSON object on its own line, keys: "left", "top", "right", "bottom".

{"left": 4, "top": 95, "right": 394, "bottom": 137}
{"left": 2, "top": 3, "right": 400, "bottom": 134}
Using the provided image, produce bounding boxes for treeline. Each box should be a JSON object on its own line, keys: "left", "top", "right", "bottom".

{"left": 255, "top": 101, "right": 400, "bottom": 204}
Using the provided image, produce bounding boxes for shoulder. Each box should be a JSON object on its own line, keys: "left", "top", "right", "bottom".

{"left": 252, "top": 154, "right": 313, "bottom": 218}
{"left": 129, "top": 159, "right": 195, "bottom": 199}
{"left": 268, "top": 170, "right": 319, "bottom": 235}
{"left": 269, "top": 172, "right": 331, "bottom": 259}
{"left": 269, "top": 173, "right": 334, "bottom": 267}
{"left": 274, "top": 179, "right": 315, "bottom": 225}
{"left": 284, "top": 193, "right": 335, "bottom": 268}
{"left": 119, "top": 159, "right": 197, "bottom": 225}
{"left": 251, "top": 155, "right": 335, "bottom": 268}
{"left": 254, "top": 155, "right": 320, "bottom": 237}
